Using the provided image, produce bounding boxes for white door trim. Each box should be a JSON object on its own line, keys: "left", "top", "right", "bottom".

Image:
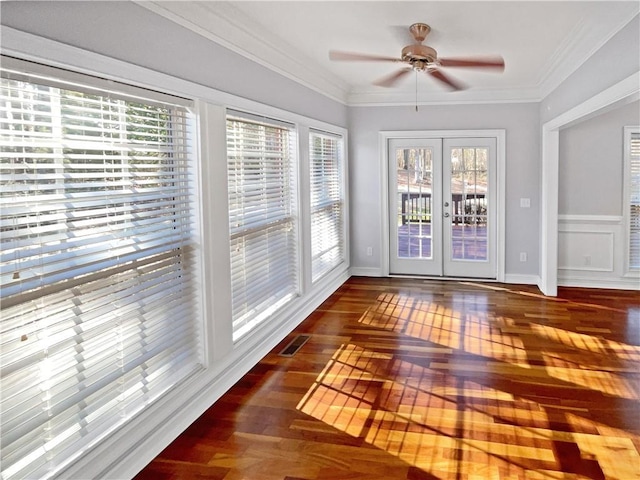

{"left": 539, "top": 71, "right": 640, "bottom": 296}
{"left": 379, "top": 129, "right": 506, "bottom": 282}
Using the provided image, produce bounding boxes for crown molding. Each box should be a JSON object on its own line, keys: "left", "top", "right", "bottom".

{"left": 136, "top": 1, "right": 541, "bottom": 107}
{"left": 135, "top": 1, "right": 350, "bottom": 105}
{"left": 135, "top": 1, "right": 638, "bottom": 108}
{"left": 535, "top": 15, "right": 592, "bottom": 95}
{"left": 538, "top": 10, "right": 640, "bottom": 100}
{"left": 347, "top": 85, "right": 541, "bottom": 107}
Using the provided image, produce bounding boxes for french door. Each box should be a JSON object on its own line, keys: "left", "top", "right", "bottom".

{"left": 388, "top": 137, "right": 497, "bottom": 278}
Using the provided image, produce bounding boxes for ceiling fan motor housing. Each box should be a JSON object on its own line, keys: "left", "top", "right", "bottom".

{"left": 401, "top": 44, "right": 438, "bottom": 70}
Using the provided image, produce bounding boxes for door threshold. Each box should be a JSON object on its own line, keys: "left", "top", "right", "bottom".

{"left": 389, "top": 274, "right": 497, "bottom": 282}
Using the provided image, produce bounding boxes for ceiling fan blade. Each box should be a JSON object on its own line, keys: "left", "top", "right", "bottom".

{"left": 427, "top": 68, "right": 465, "bottom": 91}
{"left": 438, "top": 56, "right": 505, "bottom": 70}
{"left": 329, "top": 50, "right": 400, "bottom": 62}
{"left": 373, "top": 68, "right": 412, "bottom": 87}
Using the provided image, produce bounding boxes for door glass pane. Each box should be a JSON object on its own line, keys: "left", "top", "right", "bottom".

{"left": 396, "top": 147, "right": 432, "bottom": 258}
{"left": 450, "top": 147, "right": 488, "bottom": 261}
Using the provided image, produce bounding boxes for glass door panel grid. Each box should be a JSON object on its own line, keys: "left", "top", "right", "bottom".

{"left": 397, "top": 148, "right": 433, "bottom": 258}
{"left": 450, "top": 148, "right": 488, "bottom": 261}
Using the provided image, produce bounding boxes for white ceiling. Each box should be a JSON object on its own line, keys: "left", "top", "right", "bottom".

{"left": 140, "top": 1, "right": 639, "bottom": 105}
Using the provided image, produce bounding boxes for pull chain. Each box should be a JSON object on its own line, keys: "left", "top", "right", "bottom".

{"left": 415, "top": 70, "right": 418, "bottom": 112}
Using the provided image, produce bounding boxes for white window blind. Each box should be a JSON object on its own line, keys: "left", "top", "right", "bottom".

{"left": 309, "top": 130, "right": 345, "bottom": 282}
{"left": 0, "top": 59, "right": 201, "bottom": 479}
{"left": 226, "top": 112, "right": 298, "bottom": 340}
{"left": 627, "top": 128, "right": 640, "bottom": 270}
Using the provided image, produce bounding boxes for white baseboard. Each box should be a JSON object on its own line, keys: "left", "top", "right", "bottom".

{"left": 503, "top": 273, "right": 540, "bottom": 285}
{"left": 350, "top": 267, "right": 383, "bottom": 277}
{"left": 351, "top": 268, "right": 542, "bottom": 287}
{"left": 558, "top": 276, "right": 640, "bottom": 290}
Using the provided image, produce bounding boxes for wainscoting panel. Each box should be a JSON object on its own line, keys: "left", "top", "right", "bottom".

{"left": 558, "top": 215, "right": 639, "bottom": 289}
{"left": 558, "top": 230, "right": 614, "bottom": 271}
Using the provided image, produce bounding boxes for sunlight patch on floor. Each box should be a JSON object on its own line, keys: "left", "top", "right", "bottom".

{"left": 295, "top": 343, "right": 570, "bottom": 477}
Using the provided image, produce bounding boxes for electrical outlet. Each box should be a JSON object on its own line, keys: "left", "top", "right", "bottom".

{"left": 366, "top": 247, "right": 373, "bottom": 256}
{"left": 519, "top": 252, "right": 527, "bottom": 262}
{"left": 520, "top": 198, "right": 531, "bottom": 208}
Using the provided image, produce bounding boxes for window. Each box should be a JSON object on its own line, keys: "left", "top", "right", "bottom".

{"left": 624, "top": 126, "right": 640, "bottom": 271}
{"left": 226, "top": 112, "right": 298, "bottom": 340}
{"left": 0, "top": 58, "right": 201, "bottom": 479}
{"left": 309, "top": 130, "right": 345, "bottom": 282}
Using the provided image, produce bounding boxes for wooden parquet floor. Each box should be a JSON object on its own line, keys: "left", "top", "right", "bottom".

{"left": 135, "top": 277, "right": 640, "bottom": 480}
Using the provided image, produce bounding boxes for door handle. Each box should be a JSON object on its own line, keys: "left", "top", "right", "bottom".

{"left": 444, "top": 212, "right": 450, "bottom": 218}
{"left": 444, "top": 202, "right": 450, "bottom": 207}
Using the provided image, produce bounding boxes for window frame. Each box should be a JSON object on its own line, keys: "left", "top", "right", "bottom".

{"left": 623, "top": 125, "right": 640, "bottom": 275}
{"left": 309, "top": 128, "right": 347, "bottom": 283}
{"left": 0, "top": 56, "right": 204, "bottom": 480}
{"left": 226, "top": 111, "right": 300, "bottom": 341}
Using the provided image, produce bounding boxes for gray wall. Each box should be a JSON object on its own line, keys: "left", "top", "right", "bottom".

{"left": 541, "top": 15, "right": 639, "bottom": 123}
{"left": 559, "top": 100, "right": 640, "bottom": 216}
{"left": 0, "top": 1, "right": 348, "bottom": 127}
{"left": 2, "top": 1, "right": 637, "bottom": 282}
{"left": 348, "top": 103, "right": 541, "bottom": 276}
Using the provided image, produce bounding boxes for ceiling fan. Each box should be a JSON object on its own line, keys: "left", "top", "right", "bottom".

{"left": 329, "top": 23, "right": 505, "bottom": 91}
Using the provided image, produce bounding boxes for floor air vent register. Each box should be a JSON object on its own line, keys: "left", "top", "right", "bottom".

{"left": 278, "top": 334, "right": 311, "bottom": 357}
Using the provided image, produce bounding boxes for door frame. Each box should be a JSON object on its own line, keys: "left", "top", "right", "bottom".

{"left": 539, "top": 73, "right": 639, "bottom": 296}
{"left": 379, "top": 129, "right": 506, "bottom": 282}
